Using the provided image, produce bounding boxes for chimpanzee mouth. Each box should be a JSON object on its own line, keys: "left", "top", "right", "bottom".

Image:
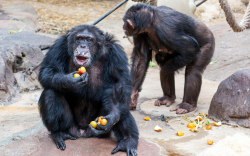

{"left": 75, "top": 56, "right": 89, "bottom": 65}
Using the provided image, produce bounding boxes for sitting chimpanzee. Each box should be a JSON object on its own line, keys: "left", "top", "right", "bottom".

{"left": 123, "top": 3, "right": 215, "bottom": 114}
{"left": 38, "top": 25, "right": 138, "bottom": 156}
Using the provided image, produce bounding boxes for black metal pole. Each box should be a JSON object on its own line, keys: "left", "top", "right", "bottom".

{"left": 196, "top": 0, "right": 207, "bottom": 7}
{"left": 91, "top": 0, "right": 128, "bottom": 25}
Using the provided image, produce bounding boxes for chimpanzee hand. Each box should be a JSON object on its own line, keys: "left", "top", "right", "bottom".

{"left": 61, "top": 71, "right": 88, "bottom": 90}
{"left": 89, "top": 114, "right": 120, "bottom": 136}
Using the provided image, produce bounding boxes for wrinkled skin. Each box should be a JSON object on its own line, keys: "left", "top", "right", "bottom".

{"left": 38, "top": 25, "right": 138, "bottom": 155}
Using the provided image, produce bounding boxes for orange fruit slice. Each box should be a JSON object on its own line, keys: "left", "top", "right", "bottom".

{"left": 97, "top": 116, "right": 103, "bottom": 124}
{"left": 206, "top": 125, "right": 212, "bottom": 130}
{"left": 187, "top": 123, "right": 196, "bottom": 128}
{"left": 195, "top": 116, "right": 202, "bottom": 121}
{"left": 213, "top": 121, "right": 222, "bottom": 126}
{"left": 144, "top": 117, "right": 150, "bottom": 121}
{"left": 154, "top": 125, "right": 162, "bottom": 132}
{"left": 207, "top": 139, "right": 214, "bottom": 145}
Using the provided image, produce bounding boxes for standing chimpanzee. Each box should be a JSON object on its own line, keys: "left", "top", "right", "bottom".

{"left": 123, "top": 3, "right": 215, "bottom": 114}
{"left": 38, "top": 25, "right": 138, "bottom": 156}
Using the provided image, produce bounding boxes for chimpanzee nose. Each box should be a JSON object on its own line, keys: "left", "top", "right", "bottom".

{"left": 81, "top": 45, "right": 86, "bottom": 49}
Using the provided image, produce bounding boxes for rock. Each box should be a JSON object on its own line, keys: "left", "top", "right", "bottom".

{"left": 208, "top": 69, "right": 250, "bottom": 128}
{"left": 0, "top": 29, "right": 55, "bottom": 105}
{"left": 0, "top": 3, "right": 39, "bottom": 32}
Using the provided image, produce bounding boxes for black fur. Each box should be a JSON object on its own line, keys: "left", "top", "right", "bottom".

{"left": 38, "top": 25, "right": 138, "bottom": 155}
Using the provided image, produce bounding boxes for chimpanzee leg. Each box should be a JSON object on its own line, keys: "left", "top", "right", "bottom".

{"left": 39, "top": 89, "right": 76, "bottom": 150}
{"left": 155, "top": 70, "right": 176, "bottom": 107}
{"left": 170, "top": 40, "right": 214, "bottom": 114}
{"left": 111, "top": 111, "right": 139, "bottom": 156}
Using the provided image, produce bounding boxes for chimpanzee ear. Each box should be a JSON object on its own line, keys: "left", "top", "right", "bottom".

{"left": 127, "top": 19, "right": 135, "bottom": 29}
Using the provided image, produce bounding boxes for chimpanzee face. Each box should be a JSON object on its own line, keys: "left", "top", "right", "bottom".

{"left": 123, "top": 6, "right": 152, "bottom": 36}
{"left": 73, "top": 29, "right": 96, "bottom": 67}
{"left": 123, "top": 17, "right": 137, "bottom": 36}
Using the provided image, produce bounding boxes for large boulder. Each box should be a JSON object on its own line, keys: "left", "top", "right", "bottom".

{"left": 208, "top": 69, "right": 250, "bottom": 128}
{"left": 0, "top": 29, "right": 55, "bottom": 105}
{"left": 0, "top": 3, "right": 39, "bottom": 32}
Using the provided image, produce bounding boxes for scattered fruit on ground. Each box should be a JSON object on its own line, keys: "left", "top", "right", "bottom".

{"left": 78, "top": 67, "right": 86, "bottom": 75}
{"left": 73, "top": 73, "right": 80, "bottom": 78}
{"left": 195, "top": 116, "right": 203, "bottom": 121}
{"left": 154, "top": 125, "right": 162, "bottom": 132}
{"left": 100, "top": 119, "right": 107, "bottom": 126}
{"left": 205, "top": 120, "right": 210, "bottom": 125}
{"left": 213, "top": 121, "right": 222, "bottom": 126}
{"left": 189, "top": 128, "right": 195, "bottom": 132}
{"left": 207, "top": 139, "right": 214, "bottom": 145}
{"left": 90, "top": 121, "right": 97, "bottom": 128}
{"left": 177, "top": 131, "right": 183, "bottom": 136}
{"left": 206, "top": 125, "right": 213, "bottom": 130}
{"left": 187, "top": 123, "right": 196, "bottom": 128}
{"left": 144, "top": 117, "right": 150, "bottom": 121}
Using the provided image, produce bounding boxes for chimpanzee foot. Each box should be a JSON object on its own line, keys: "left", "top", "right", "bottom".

{"left": 111, "top": 138, "right": 138, "bottom": 156}
{"left": 130, "top": 91, "right": 139, "bottom": 110}
{"left": 154, "top": 96, "right": 175, "bottom": 107}
{"left": 51, "top": 131, "right": 77, "bottom": 150}
{"left": 170, "top": 102, "right": 196, "bottom": 114}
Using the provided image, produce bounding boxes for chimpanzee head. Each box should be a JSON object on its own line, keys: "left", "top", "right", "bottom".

{"left": 123, "top": 3, "right": 153, "bottom": 36}
{"left": 67, "top": 25, "right": 104, "bottom": 68}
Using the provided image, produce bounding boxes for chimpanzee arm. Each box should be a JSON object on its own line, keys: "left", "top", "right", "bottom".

{"left": 131, "top": 34, "right": 152, "bottom": 99}
{"left": 39, "top": 36, "right": 87, "bottom": 93}
{"left": 89, "top": 34, "right": 132, "bottom": 135}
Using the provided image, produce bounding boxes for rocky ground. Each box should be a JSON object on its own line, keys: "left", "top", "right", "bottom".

{"left": 1, "top": 0, "right": 250, "bottom": 156}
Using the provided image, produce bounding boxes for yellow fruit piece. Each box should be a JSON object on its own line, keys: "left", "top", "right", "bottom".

{"left": 154, "top": 125, "right": 162, "bottom": 132}
{"left": 90, "top": 121, "right": 97, "bottom": 128}
{"left": 144, "top": 117, "right": 150, "bottom": 121}
{"left": 213, "top": 121, "right": 222, "bottom": 126}
{"left": 187, "top": 123, "right": 196, "bottom": 128}
{"left": 206, "top": 125, "right": 212, "bottom": 130}
{"left": 73, "top": 73, "right": 80, "bottom": 78}
{"left": 100, "top": 119, "right": 107, "bottom": 126}
{"left": 189, "top": 128, "right": 195, "bottom": 132}
{"left": 207, "top": 139, "right": 214, "bottom": 145}
{"left": 177, "top": 131, "right": 183, "bottom": 136}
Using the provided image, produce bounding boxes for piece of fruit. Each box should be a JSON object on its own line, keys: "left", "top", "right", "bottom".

{"left": 205, "top": 120, "right": 210, "bottom": 125}
{"left": 144, "top": 117, "right": 150, "bottom": 121}
{"left": 195, "top": 116, "right": 202, "bottom": 121}
{"left": 206, "top": 125, "right": 212, "bottom": 130}
{"left": 187, "top": 123, "right": 196, "bottom": 128}
{"left": 78, "top": 67, "right": 86, "bottom": 75}
{"left": 207, "top": 139, "right": 214, "bottom": 145}
{"left": 90, "top": 121, "right": 97, "bottom": 128}
{"left": 154, "top": 125, "right": 162, "bottom": 132}
{"left": 213, "top": 121, "right": 222, "bottom": 126}
{"left": 73, "top": 73, "right": 80, "bottom": 78}
{"left": 97, "top": 116, "right": 103, "bottom": 124}
{"left": 100, "top": 119, "right": 107, "bottom": 126}
{"left": 177, "top": 131, "right": 183, "bottom": 136}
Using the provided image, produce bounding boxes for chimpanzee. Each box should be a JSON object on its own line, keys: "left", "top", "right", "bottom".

{"left": 123, "top": 3, "right": 215, "bottom": 114}
{"left": 38, "top": 25, "right": 138, "bottom": 156}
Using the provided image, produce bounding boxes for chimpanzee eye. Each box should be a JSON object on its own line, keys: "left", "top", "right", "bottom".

{"left": 87, "top": 38, "right": 91, "bottom": 42}
{"left": 77, "top": 37, "right": 83, "bottom": 40}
